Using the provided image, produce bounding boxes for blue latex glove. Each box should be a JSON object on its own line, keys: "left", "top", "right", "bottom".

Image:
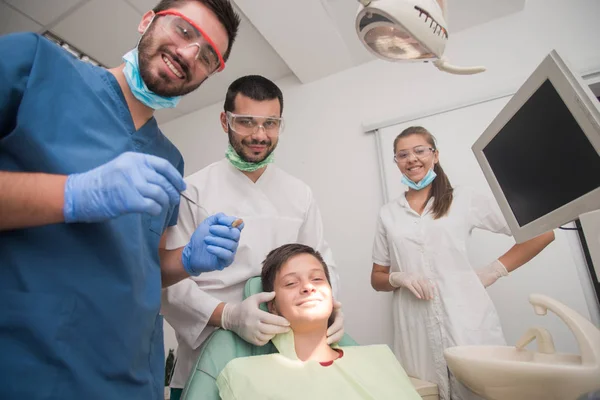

{"left": 63, "top": 152, "right": 186, "bottom": 223}
{"left": 182, "top": 213, "right": 244, "bottom": 276}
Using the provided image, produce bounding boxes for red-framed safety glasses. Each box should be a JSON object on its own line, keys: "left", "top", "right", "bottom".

{"left": 155, "top": 9, "right": 225, "bottom": 73}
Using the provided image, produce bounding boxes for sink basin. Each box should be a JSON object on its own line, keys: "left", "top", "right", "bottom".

{"left": 447, "top": 345, "right": 582, "bottom": 365}
{"left": 444, "top": 294, "right": 600, "bottom": 400}
{"left": 445, "top": 346, "right": 593, "bottom": 399}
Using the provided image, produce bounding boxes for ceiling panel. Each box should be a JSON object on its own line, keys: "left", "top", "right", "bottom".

{"left": 446, "top": 0, "right": 525, "bottom": 33}
{"left": 4, "top": 0, "right": 86, "bottom": 26}
{"left": 235, "top": 0, "right": 355, "bottom": 83}
{"left": 51, "top": 0, "right": 142, "bottom": 67}
{"left": 0, "top": 0, "right": 525, "bottom": 125}
{"left": 317, "top": 0, "right": 374, "bottom": 65}
{"left": 0, "top": 2, "right": 43, "bottom": 35}
{"left": 123, "top": 0, "right": 157, "bottom": 15}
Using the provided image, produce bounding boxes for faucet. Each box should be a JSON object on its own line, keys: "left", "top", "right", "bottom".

{"left": 515, "top": 326, "right": 556, "bottom": 354}
{"left": 529, "top": 293, "right": 600, "bottom": 366}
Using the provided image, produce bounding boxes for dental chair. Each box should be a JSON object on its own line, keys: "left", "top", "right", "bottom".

{"left": 179, "top": 277, "right": 438, "bottom": 400}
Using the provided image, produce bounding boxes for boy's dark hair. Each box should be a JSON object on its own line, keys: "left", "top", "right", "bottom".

{"left": 153, "top": 0, "right": 240, "bottom": 61}
{"left": 261, "top": 244, "right": 331, "bottom": 293}
{"left": 224, "top": 75, "right": 284, "bottom": 116}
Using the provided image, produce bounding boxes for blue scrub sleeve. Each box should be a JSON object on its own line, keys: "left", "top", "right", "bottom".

{"left": 0, "top": 33, "right": 39, "bottom": 139}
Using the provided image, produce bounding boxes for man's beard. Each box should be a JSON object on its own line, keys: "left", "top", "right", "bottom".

{"left": 137, "top": 27, "right": 203, "bottom": 97}
{"left": 228, "top": 129, "right": 277, "bottom": 163}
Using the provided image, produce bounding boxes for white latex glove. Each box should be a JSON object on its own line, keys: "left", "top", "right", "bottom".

{"left": 326, "top": 300, "right": 344, "bottom": 345}
{"left": 477, "top": 259, "right": 509, "bottom": 288}
{"left": 389, "top": 272, "right": 435, "bottom": 300}
{"left": 221, "top": 292, "right": 290, "bottom": 346}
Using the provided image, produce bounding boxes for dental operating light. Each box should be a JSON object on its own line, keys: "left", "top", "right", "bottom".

{"left": 355, "top": 0, "right": 486, "bottom": 75}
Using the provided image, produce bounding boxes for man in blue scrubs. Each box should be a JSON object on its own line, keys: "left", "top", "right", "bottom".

{"left": 0, "top": 1, "right": 242, "bottom": 399}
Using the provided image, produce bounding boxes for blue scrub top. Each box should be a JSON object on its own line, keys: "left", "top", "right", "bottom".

{"left": 0, "top": 33, "right": 184, "bottom": 400}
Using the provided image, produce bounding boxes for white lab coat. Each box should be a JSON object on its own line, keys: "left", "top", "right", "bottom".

{"left": 161, "top": 159, "right": 339, "bottom": 388}
{"left": 372, "top": 186, "right": 511, "bottom": 400}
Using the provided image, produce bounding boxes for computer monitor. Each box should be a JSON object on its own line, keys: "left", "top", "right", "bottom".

{"left": 472, "top": 50, "right": 600, "bottom": 244}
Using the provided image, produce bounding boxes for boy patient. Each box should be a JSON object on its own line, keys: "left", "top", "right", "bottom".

{"left": 216, "top": 243, "right": 422, "bottom": 399}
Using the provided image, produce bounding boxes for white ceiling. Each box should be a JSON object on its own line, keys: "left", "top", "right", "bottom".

{"left": 1, "top": 0, "right": 524, "bottom": 123}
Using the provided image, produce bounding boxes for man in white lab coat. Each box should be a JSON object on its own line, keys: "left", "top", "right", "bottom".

{"left": 161, "top": 75, "right": 344, "bottom": 399}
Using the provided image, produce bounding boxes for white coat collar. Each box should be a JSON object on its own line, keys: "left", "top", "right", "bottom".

{"left": 223, "top": 158, "right": 274, "bottom": 185}
{"left": 398, "top": 190, "right": 435, "bottom": 216}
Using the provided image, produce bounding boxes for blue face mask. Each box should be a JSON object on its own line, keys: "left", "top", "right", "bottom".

{"left": 122, "top": 48, "right": 182, "bottom": 110}
{"left": 401, "top": 167, "right": 437, "bottom": 190}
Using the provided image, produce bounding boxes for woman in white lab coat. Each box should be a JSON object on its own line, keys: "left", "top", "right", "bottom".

{"left": 371, "top": 126, "right": 554, "bottom": 400}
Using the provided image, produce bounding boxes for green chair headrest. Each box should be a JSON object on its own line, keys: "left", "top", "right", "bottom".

{"left": 243, "top": 276, "right": 269, "bottom": 312}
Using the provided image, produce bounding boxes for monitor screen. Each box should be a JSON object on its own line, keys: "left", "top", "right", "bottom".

{"left": 483, "top": 79, "right": 600, "bottom": 227}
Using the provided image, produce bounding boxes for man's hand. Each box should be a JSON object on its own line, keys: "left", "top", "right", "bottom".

{"left": 221, "top": 292, "right": 290, "bottom": 346}
{"left": 63, "top": 152, "right": 185, "bottom": 223}
{"left": 326, "top": 300, "right": 345, "bottom": 344}
{"left": 181, "top": 213, "right": 243, "bottom": 276}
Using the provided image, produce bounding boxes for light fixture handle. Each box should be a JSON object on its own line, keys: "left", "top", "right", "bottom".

{"left": 433, "top": 57, "right": 486, "bottom": 75}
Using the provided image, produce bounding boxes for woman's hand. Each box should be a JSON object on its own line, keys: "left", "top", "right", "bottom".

{"left": 389, "top": 272, "right": 436, "bottom": 300}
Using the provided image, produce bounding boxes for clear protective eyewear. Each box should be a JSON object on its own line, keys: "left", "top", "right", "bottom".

{"left": 155, "top": 10, "right": 225, "bottom": 76}
{"left": 394, "top": 145, "right": 435, "bottom": 162}
{"left": 226, "top": 112, "right": 285, "bottom": 137}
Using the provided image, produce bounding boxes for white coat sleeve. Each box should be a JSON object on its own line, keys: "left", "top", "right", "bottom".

{"left": 160, "top": 185, "right": 223, "bottom": 349}
{"left": 468, "top": 189, "right": 512, "bottom": 236}
{"left": 297, "top": 189, "right": 341, "bottom": 298}
{"left": 372, "top": 210, "right": 391, "bottom": 267}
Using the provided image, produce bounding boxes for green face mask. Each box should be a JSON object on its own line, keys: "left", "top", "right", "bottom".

{"left": 225, "top": 144, "right": 274, "bottom": 172}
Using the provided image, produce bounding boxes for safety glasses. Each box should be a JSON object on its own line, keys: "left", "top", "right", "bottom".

{"left": 226, "top": 112, "right": 285, "bottom": 137}
{"left": 155, "top": 9, "right": 225, "bottom": 75}
{"left": 394, "top": 145, "right": 436, "bottom": 163}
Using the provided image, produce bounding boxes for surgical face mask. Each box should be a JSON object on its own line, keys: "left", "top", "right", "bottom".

{"left": 401, "top": 166, "right": 437, "bottom": 190}
{"left": 225, "top": 144, "right": 274, "bottom": 172}
{"left": 122, "top": 48, "right": 182, "bottom": 109}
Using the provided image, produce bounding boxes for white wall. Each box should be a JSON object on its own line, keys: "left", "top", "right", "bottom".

{"left": 162, "top": 0, "right": 600, "bottom": 352}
